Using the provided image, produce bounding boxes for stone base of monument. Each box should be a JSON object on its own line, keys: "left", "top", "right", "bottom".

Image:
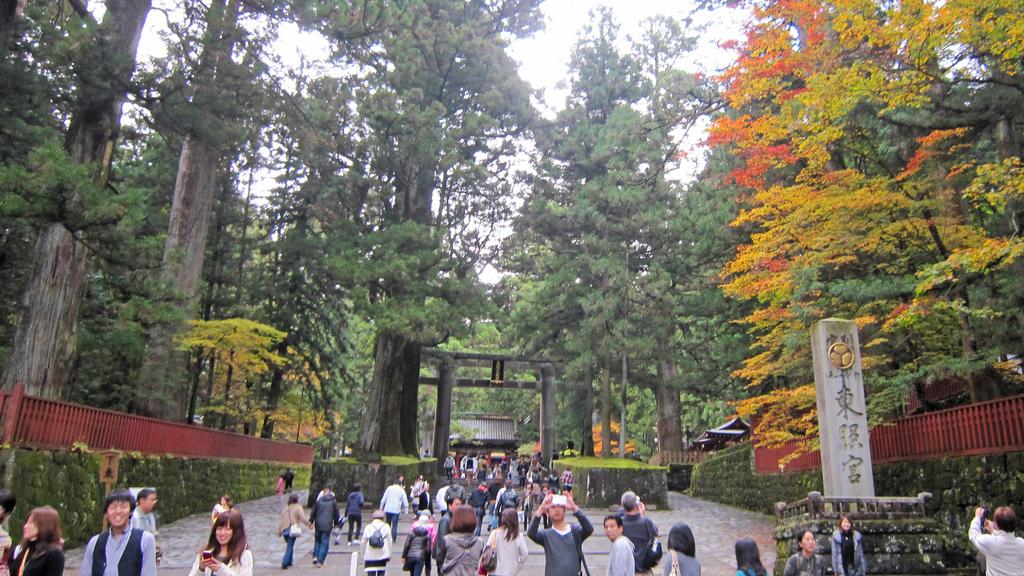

{"left": 773, "top": 491, "right": 949, "bottom": 575}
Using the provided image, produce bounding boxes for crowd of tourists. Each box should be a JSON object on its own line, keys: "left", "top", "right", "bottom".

{"left": 286, "top": 457, "right": 1024, "bottom": 576}
{"left": 0, "top": 458, "right": 1020, "bottom": 576}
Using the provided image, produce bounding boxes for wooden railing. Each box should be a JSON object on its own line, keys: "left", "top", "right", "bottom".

{"left": 755, "top": 395, "right": 1024, "bottom": 474}
{"left": 649, "top": 450, "right": 707, "bottom": 465}
{"left": 0, "top": 385, "right": 312, "bottom": 464}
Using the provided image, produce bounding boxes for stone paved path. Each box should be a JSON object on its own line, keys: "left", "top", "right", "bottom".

{"left": 64, "top": 491, "right": 775, "bottom": 576}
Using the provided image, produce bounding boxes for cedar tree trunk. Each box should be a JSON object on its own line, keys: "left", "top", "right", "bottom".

{"left": 655, "top": 360, "right": 684, "bottom": 453}
{"left": 141, "top": 0, "right": 239, "bottom": 418}
{"left": 2, "top": 0, "right": 151, "bottom": 396}
{"left": 358, "top": 331, "right": 421, "bottom": 456}
{"left": 580, "top": 369, "right": 595, "bottom": 457}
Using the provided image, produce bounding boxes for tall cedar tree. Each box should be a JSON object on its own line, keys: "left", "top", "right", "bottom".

{"left": 304, "top": 0, "right": 541, "bottom": 456}
{"left": 2, "top": 0, "right": 151, "bottom": 397}
{"left": 506, "top": 10, "right": 713, "bottom": 456}
{"left": 141, "top": 0, "right": 271, "bottom": 419}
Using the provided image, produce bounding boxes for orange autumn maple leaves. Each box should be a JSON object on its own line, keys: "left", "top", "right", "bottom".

{"left": 714, "top": 0, "right": 1024, "bottom": 445}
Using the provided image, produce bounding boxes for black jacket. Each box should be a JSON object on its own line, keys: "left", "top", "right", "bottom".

{"left": 9, "top": 544, "right": 65, "bottom": 576}
{"left": 468, "top": 488, "right": 488, "bottom": 511}
{"left": 402, "top": 525, "right": 431, "bottom": 561}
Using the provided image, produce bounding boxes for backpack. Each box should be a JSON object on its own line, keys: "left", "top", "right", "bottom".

{"left": 560, "top": 469, "right": 574, "bottom": 486}
{"left": 367, "top": 525, "right": 386, "bottom": 548}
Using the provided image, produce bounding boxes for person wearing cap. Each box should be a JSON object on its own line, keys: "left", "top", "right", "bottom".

{"left": 468, "top": 483, "right": 489, "bottom": 536}
{"left": 414, "top": 511, "right": 437, "bottom": 546}
{"left": 362, "top": 510, "right": 392, "bottom": 575}
{"left": 527, "top": 492, "right": 593, "bottom": 576}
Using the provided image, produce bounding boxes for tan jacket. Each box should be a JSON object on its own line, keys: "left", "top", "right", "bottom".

{"left": 278, "top": 503, "right": 306, "bottom": 534}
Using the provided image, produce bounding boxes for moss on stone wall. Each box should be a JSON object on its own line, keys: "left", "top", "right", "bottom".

{"left": 690, "top": 442, "right": 1024, "bottom": 535}
{"left": 690, "top": 442, "right": 1024, "bottom": 570}
{"left": 553, "top": 459, "right": 669, "bottom": 509}
{"left": 690, "top": 443, "right": 822, "bottom": 513}
{"left": 0, "top": 448, "right": 310, "bottom": 548}
{"left": 666, "top": 463, "right": 694, "bottom": 492}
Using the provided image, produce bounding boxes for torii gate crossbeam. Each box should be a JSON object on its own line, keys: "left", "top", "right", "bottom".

{"left": 420, "top": 349, "right": 558, "bottom": 474}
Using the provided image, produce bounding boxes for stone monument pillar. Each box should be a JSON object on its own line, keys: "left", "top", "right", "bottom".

{"left": 772, "top": 319, "right": 947, "bottom": 575}
{"left": 811, "top": 318, "right": 874, "bottom": 498}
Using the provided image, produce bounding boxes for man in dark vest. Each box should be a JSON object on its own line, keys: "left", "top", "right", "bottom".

{"left": 80, "top": 490, "right": 157, "bottom": 576}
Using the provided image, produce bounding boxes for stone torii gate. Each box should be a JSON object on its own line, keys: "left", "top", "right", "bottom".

{"left": 420, "top": 349, "right": 558, "bottom": 474}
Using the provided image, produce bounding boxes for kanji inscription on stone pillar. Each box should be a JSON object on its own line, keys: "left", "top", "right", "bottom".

{"left": 811, "top": 318, "right": 875, "bottom": 498}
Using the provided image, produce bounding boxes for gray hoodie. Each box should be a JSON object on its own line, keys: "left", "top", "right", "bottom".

{"left": 439, "top": 533, "right": 483, "bottom": 576}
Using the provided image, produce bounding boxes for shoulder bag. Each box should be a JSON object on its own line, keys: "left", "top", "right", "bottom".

{"left": 638, "top": 518, "right": 663, "bottom": 571}
{"left": 571, "top": 525, "right": 591, "bottom": 576}
{"left": 479, "top": 531, "right": 498, "bottom": 573}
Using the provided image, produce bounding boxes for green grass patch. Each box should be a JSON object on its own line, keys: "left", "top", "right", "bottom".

{"left": 383, "top": 455, "right": 434, "bottom": 465}
{"left": 557, "top": 456, "right": 666, "bottom": 470}
{"left": 325, "top": 455, "right": 434, "bottom": 466}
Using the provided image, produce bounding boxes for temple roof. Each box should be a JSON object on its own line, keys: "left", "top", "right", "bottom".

{"left": 452, "top": 414, "right": 518, "bottom": 444}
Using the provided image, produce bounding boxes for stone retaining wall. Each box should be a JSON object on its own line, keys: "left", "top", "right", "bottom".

{"left": 691, "top": 442, "right": 1024, "bottom": 570}
{"left": 0, "top": 448, "right": 310, "bottom": 548}
{"left": 552, "top": 462, "right": 668, "bottom": 509}
{"left": 773, "top": 518, "right": 947, "bottom": 576}
{"left": 667, "top": 463, "right": 695, "bottom": 492}
{"left": 690, "top": 443, "right": 821, "bottom": 512}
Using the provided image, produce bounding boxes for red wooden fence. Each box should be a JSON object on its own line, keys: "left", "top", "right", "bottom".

{"left": 0, "top": 385, "right": 312, "bottom": 465}
{"left": 754, "top": 395, "right": 1024, "bottom": 474}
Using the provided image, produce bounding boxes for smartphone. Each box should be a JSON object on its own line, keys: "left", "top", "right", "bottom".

{"left": 201, "top": 551, "right": 213, "bottom": 561}
{"left": 979, "top": 508, "right": 990, "bottom": 527}
{"left": 550, "top": 495, "right": 567, "bottom": 507}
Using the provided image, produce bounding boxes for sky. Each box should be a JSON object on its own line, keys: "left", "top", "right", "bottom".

{"left": 139, "top": 0, "right": 745, "bottom": 121}
{"left": 510, "top": 0, "right": 745, "bottom": 117}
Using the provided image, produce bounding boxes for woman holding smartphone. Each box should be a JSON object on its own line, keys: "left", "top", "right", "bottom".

{"left": 8, "top": 507, "right": 64, "bottom": 576}
{"left": 189, "top": 509, "right": 253, "bottom": 576}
